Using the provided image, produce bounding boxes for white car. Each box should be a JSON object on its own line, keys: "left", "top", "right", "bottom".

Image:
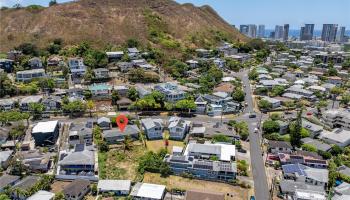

{"left": 254, "top": 128, "right": 259, "bottom": 133}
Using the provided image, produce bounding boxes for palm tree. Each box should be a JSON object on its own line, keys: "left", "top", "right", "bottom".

{"left": 123, "top": 135, "right": 132, "bottom": 153}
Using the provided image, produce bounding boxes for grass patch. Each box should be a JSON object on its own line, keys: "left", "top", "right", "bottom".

{"left": 98, "top": 143, "right": 146, "bottom": 181}
{"left": 146, "top": 140, "right": 185, "bottom": 154}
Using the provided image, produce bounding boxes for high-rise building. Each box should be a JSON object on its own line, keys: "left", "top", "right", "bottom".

{"left": 240, "top": 25, "right": 249, "bottom": 36}
{"left": 274, "top": 25, "right": 284, "bottom": 39}
{"left": 240, "top": 24, "right": 257, "bottom": 38}
{"left": 300, "top": 24, "right": 315, "bottom": 41}
{"left": 283, "top": 24, "right": 289, "bottom": 41}
{"left": 337, "top": 26, "right": 346, "bottom": 42}
{"left": 270, "top": 31, "right": 275, "bottom": 39}
{"left": 321, "top": 24, "right": 338, "bottom": 42}
{"left": 258, "top": 25, "right": 265, "bottom": 38}
{"left": 247, "top": 24, "right": 257, "bottom": 38}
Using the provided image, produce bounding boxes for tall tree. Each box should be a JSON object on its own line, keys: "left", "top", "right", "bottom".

{"left": 29, "top": 102, "right": 45, "bottom": 120}
{"left": 111, "top": 90, "right": 120, "bottom": 106}
{"left": 290, "top": 109, "right": 302, "bottom": 148}
{"left": 86, "top": 100, "right": 95, "bottom": 117}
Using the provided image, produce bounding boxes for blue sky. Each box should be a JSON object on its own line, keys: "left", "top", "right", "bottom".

{"left": 1, "top": 0, "right": 349, "bottom": 29}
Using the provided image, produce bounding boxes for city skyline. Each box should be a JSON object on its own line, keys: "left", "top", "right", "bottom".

{"left": 0, "top": 0, "right": 349, "bottom": 29}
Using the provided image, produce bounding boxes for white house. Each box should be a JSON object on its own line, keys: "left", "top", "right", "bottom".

{"left": 168, "top": 117, "right": 191, "bottom": 140}
{"left": 68, "top": 58, "right": 86, "bottom": 77}
{"left": 97, "top": 180, "right": 131, "bottom": 196}
{"left": 141, "top": 118, "right": 164, "bottom": 140}
{"left": 16, "top": 69, "right": 46, "bottom": 82}
{"left": 130, "top": 182, "right": 166, "bottom": 200}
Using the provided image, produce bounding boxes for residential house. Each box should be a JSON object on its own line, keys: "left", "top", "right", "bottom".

{"left": 32, "top": 120, "right": 59, "bottom": 146}
{"left": 284, "top": 86, "right": 316, "bottom": 101}
{"left": 184, "top": 142, "right": 235, "bottom": 162}
{"left": 154, "top": 83, "right": 186, "bottom": 102}
{"left": 68, "top": 58, "right": 86, "bottom": 77}
{"left": 327, "top": 76, "right": 343, "bottom": 87}
{"left": 168, "top": 117, "right": 191, "bottom": 140}
{"left": 97, "top": 117, "right": 111, "bottom": 130}
{"left": 213, "top": 58, "right": 225, "bottom": 69}
{"left": 88, "top": 84, "right": 112, "bottom": 99}
{"left": 194, "top": 95, "right": 207, "bottom": 114}
{"left": 196, "top": 49, "right": 212, "bottom": 58}
{"left": 57, "top": 144, "right": 97, "bottom": 181}
{"left": 114, "top": 85, "right": 129, "bottom": 97}
{"left": 68, "top": 122, "right": 93, "bottom": 146}
{"left": 16, "top": 69, "right": 46, "bottom": 82}
{"left": 130, "top": 182, "right": 166, "bottom": 200}
{"left": 293, "top": 189, "right": 326, "bottom": 200}
{"left": 278, "top": 153, "right": 328, "bottom": 169}
{"left": 97, "top": 180, "right": 131, "bottom": 196}
{"left": 0, "top": 150, "right": 13, "bottom": 169}
{"left": 117, "top": 62, "right": 133, "bottom": 72}
{"left": 189, "top": 125, "right": 206, "bottom": 137}
{"left": 102, "top": 125, "right": 139, "bottom": 144}
{"left": 106, "top": 51, "right": 124, "bottom": 62}
{"left": 7, "top": 50, "right": 22, "bottom": 61}
{"left": 207, "top": 104, "right": 223, "bottom": 117}
{"left": 93, "top": 68, "right": 109, "bottom": 79}
{"left": 0, "top": 174, "right": 20, "bottom": 192}
{"left": 63, "top": 179, "right": 90, "bottom": 200}
{"left": 282, "top": 164, "right": 328, "bottom": 187}
{"left": 136, "top": 85, "right": 151, "bottom": 98}
{"left": 164, "top": 154, "right": 237, "bottom": 182}
{"left": 42, "top": 96, "right": 62, "bottom": 111}
{"left": 127, "top": 48, "right": 140, "bottom": 58}
{"left": 117, "top": 97, "right": 132, "bottom": 110}
{"left": 279, "top": 179, "right": 325, "bottom": 198}
{"left": 20, "top": 95, "right": 43, "bottom": 111}
{"left": 213, "top": 83, "right": 235, "bottom": 94}
{"left": 322, "top": 109, "right": 350, "bottom": 130}
{"left": 337, "top": 165, "right": 350, "bottom": 177}
{"left": 277, "top": 120, "right": 289, "bottom": 134}
{"left": 262, "top": 96, "right": 281, "bottom": 109}
{"left": 17, "top": 150, "right": 51, "bottom": 172}
{"left": 27, "top": 190, "right": 55, "bottom": 200}
{"left": 0, "top": 58, "right": 14, "bottom": 73}
{"left": 47, "top": 55, "right": 63, "bottom": 67}
{"left": 186, "top": 60, "right": 199, "bottom": 68}
{"left": 321, "top": 129, "right": 350, "bottom": 147}
{"left": 0, "top": 98, "right": 16, "bottom": 111}
{"left": 28, "top": 57, "right": 43, "bottom": 69}
{"left": 185, "top": 190, "right": 225, "bottom": 200}
{"left": 11, "top": 176, "right": 41, "bottom": 200}
{"left": 333, "top": 182, "right": 350, "bottom": 200}
{"left": 301, "top": 138, "right": 331, "bottom": 152}
{"left": 268, "top": 140, "right": 292, "bottom": 154}
{"left": 302, "top": 120, "right": 323, "bottom": 137}
{"left": 141, "top": 118, "right": 164, "bottom": 140}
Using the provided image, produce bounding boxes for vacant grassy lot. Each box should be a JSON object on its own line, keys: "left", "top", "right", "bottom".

{"left": 146, "top": 140, "right": 185, "bottom": 153}
{"left": 143, "top": 172, "right": 250, "bottom": 200}
{"left": 99, "top": 142, "right": 146, "bottom": 181}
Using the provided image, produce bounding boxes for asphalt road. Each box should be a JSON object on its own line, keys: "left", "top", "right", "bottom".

{"left": 238, "top": 69, "right": 270, "bottom": 200}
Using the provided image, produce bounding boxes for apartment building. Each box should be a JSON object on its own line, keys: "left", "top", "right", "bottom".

{"left": 322, "top": 109, "right": 350, "bottom": 130}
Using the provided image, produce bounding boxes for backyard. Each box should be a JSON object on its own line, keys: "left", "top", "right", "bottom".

{"left": 143, "top": 172, "right": 251, "bottom": 200}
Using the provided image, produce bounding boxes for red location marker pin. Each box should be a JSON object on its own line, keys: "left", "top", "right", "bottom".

{"left": 116, "top": 114, "right": 128, "bottom": 132}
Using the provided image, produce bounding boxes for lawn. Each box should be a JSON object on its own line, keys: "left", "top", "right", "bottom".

{"left": 146, "top": 139, "right": 185, "bottom": 153}
{"left": 143, "top": 172, "right": 250, "bottom": 200}
{"left": 98, "top": 142, "right": 146, "bottom": 181}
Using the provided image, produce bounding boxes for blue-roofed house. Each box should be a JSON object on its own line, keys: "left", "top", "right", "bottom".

{"left": 282, "top": 164, "right": 329, "bottom": 187}
{"left": 88, "top": 84, "right": 112, "bottom": 99}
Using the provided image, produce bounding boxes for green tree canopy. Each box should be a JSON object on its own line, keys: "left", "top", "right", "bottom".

{"left": 232, "top": 89, "right": 245, "bottom": 102}
{"left": 262, "top": 120, "right": 280, "bottom": 134}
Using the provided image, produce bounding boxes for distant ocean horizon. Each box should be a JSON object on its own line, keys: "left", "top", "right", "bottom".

{"left": 264, "top": 29, "right": 350, "bottom": 38}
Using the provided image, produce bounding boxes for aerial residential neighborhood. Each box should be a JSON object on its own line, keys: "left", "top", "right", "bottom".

{"left": 0, "top": 0, "right": 350, "bottom": 200}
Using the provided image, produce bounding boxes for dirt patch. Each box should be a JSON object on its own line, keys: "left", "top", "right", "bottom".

{"left": 146, "top": 140, "right": 185, "bottom": 153}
